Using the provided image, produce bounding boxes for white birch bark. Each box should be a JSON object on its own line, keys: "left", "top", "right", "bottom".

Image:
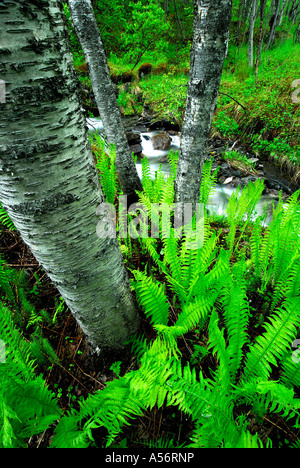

{"left": 0, "top": 0, "right": 139, "bottom": 353}
{"left": 175, "top": 0, "right": 233, "bottom": 206}
{"left": 248, "top": 0, "right": 258, "bottom": 67}
{"left": 68, "top": 0, "right": 143, "bottom": 204}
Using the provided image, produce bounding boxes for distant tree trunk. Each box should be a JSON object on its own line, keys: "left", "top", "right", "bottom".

{"left": 175, "top": 0, "right": 233, "bottom": 206}
{"left": 266, "top": 0, "right": 286, "bottom": 49}
{"left": 248, "top": 0, "right": 258, "bottom": 67}
{"left": 173, "top": 0, "right": 186, "bottom": 41}
{"left": 255, "top": 0, "right": 266, "bottom": 83}
{"left": 295, "top": 21, "right": 300, "bottom": 42}
{"left": 164, "top": 0, "right": 169, "bottom": 17}
{"left": 69, "top": 0, "right": 143, "bottom": 204}
{"left": 0, "top": 0, "right": 140, "bottom": 353}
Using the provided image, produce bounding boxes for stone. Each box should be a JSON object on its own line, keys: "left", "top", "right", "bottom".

{"left": 159, "top": 154, "right": 169, "bottom": 164}
{"left": 224, "top": 176, "right": 234, "bottom": 185}
{"left": 126, "top": 131, "right": 141, "bottom": 145}
{"left": 129, "top": 144, "right": 142, "bottom": 155}
{"left": 150, "top": 131, "right": 172, "bottom": 151}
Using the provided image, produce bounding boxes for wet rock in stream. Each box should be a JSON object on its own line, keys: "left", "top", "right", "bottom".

{"left": 150, "top": 131, "right": 172, "bottom": 151}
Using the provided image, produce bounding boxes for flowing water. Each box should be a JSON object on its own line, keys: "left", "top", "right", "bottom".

{"left": 136, "top": 131, "right": 181, "bottom": 179}
{"left": 87, "top": 118, "right": 278, "bottom": 224}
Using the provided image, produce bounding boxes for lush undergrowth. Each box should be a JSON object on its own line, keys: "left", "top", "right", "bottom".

{"left": 75, "top": 37, "right": 300, "bottom": 181}
{"left": 1, "top": 143, "right": 300, "bottom": 448}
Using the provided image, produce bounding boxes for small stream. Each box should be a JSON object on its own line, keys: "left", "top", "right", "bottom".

{"left": 87, "top": 116, "right": 294, "bottom": 225}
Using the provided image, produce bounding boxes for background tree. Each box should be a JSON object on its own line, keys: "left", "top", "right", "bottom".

{"left": 175, "top": 0, "right": 233, "bottom": 206}
{"left": 124, "top": 0, "right": 170, "bottom": 70}
{"left": 0, "top": 0, "right": 140, "bottom": 353}
{"left": 69, "top": 0, "right": 143, "bottom": 203}
{"left": 248, "top": 0, "right": 259, "bottom": 67}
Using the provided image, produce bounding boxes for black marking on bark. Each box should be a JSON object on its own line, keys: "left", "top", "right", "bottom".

{"left": 18, "top": 192, "right": 79, "bottom": 215}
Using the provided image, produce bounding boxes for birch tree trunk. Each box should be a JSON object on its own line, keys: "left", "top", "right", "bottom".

{"left": 248, "top": 0, "right": 258, "bottom": 68}
{"left": 255, "top": 0, "right": 266, "bottom": 84}
{"left": 68, "top": 0, "right": 143, "bottom": 204}
{"left": 0, "top": 0, "right": 139, "bottom": 353}
{"left": 175, "top": 0, "right": 233, "bottom": 206}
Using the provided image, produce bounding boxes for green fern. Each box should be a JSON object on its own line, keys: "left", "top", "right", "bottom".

{"left": 243, "top": 297, "right": 300, "bottom": 382}
{"left": 0, "top": 202, "right": 16, "bottom": 231}
{"left": 0, "top": 303, "right": 61, "bottom": 448}
{"left": 93, "top": 135, "right": 118, "bottom": 204}
{"left": 132, "top": 270, "right": 170, "bottom": 326}
{"left": 199, "top": 158, "right": 219, "bottom": 207}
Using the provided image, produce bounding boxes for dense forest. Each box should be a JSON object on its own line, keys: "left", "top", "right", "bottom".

{"left": 0, "top": 0, "right": 300, "bottom": 450}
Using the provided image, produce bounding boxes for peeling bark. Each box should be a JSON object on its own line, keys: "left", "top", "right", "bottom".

{"left": 175, "top": 0, "right": 233, "bottom": 207}
{"left": 68, "top": 0, "right": 143, "bottom": 204}
{"left": 0, "top": 0, "right": 140, "bottom": 353}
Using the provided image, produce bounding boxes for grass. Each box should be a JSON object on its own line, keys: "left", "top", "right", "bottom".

{"left": 73, "top": 37, "right": 300, "bottom": 177}
{"left": 223, "top": 150, "right": 258, "bottom": 175}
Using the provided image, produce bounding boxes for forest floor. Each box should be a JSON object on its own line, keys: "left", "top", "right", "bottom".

{"left": 1, "top": 218, "right": 299, "bottom": 449}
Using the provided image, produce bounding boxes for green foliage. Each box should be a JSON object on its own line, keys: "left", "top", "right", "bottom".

{"left": 215, "top": 111, "right": 240, "bottom": 137}
{"left": 0, "top": 202, "right": 16, "bottom": 231}
{"left": 124, "top": 1, "right": 169, "bottom": 69}
{"left": 0, "top": 257, "right": 58, "bottom": 367}
{"left": 48, "top": 158, "right": 300, "bottom": 448}
{"left": 91, "top": 133, "right": 119, "bottom": 205}
{"left": 1, "top": 152, "right": 300, "bottom": 448}
{"left": 0, "top": 303, "right": 61, "bottom": 448}
{"left": 3, "top": 1, "right": 300, "bottom": 447}
{"left": 223, "top": 150, "right": 257, "bottom": 172}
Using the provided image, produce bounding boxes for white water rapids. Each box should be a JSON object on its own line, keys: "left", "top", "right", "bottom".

{"left": 87, "top": 117, "right": 275, "bottom": 224}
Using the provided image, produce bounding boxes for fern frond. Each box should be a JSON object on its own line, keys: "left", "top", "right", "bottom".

{"left": 167, "top": 361, "right": 248, "bottom": 448}
{"left": 207, "top": 309, "right": 231, "bottom": 387}
{"left": 51, "top": 412, "right": 89, "bottom": 448}
{"left": 159, "top": 176, "right": 175, "bottom": 205}
{"left": 130, "top": 341, "right": 175, "bottom": 410}
{"left": 236, "top": 380, "right": 300, "bottom": 426}
{"left": 167, "top": 150, "right": 179, "bottom": 182}
{"left": 0, "top": 202, "right": 16, "bottom": 231}
{"left": 175, "top": 292, "right": 217, "bottom": 335}
{"left": 243, "top": 297, "right": 300, "bottom": 381}
{"left": 0, "top": 303, "right": 35, "bottom": 380}
{"left": 132, "top": 270, "right": 169, "bottom": 326}
{"left": 220, "top": 274, "right": 250, "bottom": 380}
{"left": 199, "top": 158, "right": 219, "bottom": 207}
{"left": 0, "top": 304, "right": 61, "bottom": 448}
{"left": 141, "top": 157, "right": 154, "bottom": 199}
{"left": 280, "top": 353, "right": 300, "bottom": 388}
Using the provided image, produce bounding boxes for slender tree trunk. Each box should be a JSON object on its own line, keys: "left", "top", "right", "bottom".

{"left": 255, "top": 0, "right": 266, "bottom": 83}
{"left": 248, "top": 0, "right": 258, "bottom": 67}
{"left": 173, "top": 0, "right": 186, "bottom": 41}
{"left": 0, "top": 0, "right": 140, "bottom": 353}
{"left": 295, "top": 21, "right": 300, "bottom": 42}
{"left": 266, "top": 0, "right": 282, "bottom": 49}
{"left": 69, "top": 0, "right": 143, "bottom": 204}
{"left": 175, "top": 0, "right": 233, "bottom": 206}
{"left": 164, "top": 0, "right": 169, "bottom": 18}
